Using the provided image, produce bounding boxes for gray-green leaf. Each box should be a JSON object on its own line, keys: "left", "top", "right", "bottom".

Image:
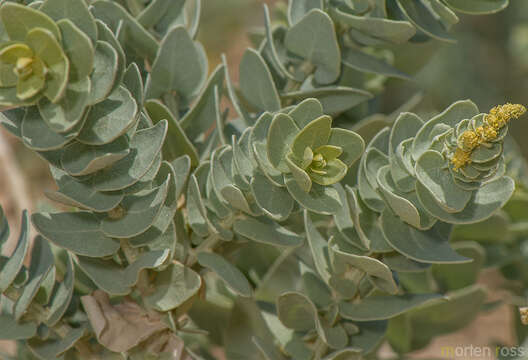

{"left": 285, "top": 9, "right": 341, "bottom": 84}
{"left": 197, "top": 252, "right": 253, "bottom": 297}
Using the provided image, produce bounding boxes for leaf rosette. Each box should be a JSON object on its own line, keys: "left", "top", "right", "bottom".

{"left": 0, "top": 2, "right": 90, "bottom": 107}
{"left": 261, "top": 99, "right": 364, "bottom": 213}
{"left": 0, "top": 0, "right": 144, "bottom": 139}
{"left": 266, "top": 103, "right": 365, "bottom": 192}
{"left": 359, "top": 100, "right": 523, "bottom": 233}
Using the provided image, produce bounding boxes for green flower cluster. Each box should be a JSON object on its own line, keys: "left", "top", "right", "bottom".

{"left": 0, "top": 2, "right": 94, "bottom": 108}
{"left": 266, "top": 103, "right": 364, "bottom": 193}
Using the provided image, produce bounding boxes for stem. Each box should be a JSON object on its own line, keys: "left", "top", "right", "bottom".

{"left": 185, "top": 234, "right": 220, "bottom": 267}
{"left": 255, "top": 246, "right": 297, "bottom": 295}
{"left": 313, "top": 337, "right": 328, "bottom": 360}
{"left": 282, "top": 61, "right": 315, "bottom": 107}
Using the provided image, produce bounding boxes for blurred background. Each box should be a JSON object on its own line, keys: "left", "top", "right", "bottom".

{"left": 1, "top": 0, "right": 527, "bottom": 358}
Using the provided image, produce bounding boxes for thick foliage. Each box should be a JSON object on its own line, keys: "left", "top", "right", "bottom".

{"left": 0, "top": 0, "right": 525, "bottom": 359}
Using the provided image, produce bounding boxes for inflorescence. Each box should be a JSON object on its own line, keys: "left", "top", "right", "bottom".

{"left": 451, "top": 103, "right": 526, "bottom": 170}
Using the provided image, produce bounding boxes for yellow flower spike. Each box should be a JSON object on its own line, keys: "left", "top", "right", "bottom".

{"left": 485, "top": 114, "right": 503, "bottom": 129}
{"left": 476, "top": 125, "right": 497, "bottom": 142}
{"left": 451, "top": 103, "right": 526, "bottom": 170}
{"left": 451, "top": 148, "right": 472, "bottom": 171}
{"left": 482, "top": 126, "right": 497, "bottom": 141}
{"left": 460, "top": 130, "right": 479, "bottom": 151}
{"left": 487, "top": 103, "right": 526, "bottom": 129}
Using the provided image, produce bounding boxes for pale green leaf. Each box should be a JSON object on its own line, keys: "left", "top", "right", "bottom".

{"left": 304, "top": 210, "right": 332, "bottom": 282}
{"left": 95, "top": 19, "right": 126, "bottom": 97}
{"left": 187, "top": 174, "right": 211, "bottom": 237}
{"left": 340, "top": 293, "right": 443, "bottom": 321}
{"left": 342, "top": 48, "right": 410, "bottom": 80}
{"left": 221, "top": 184, "right": 256, "bottom": 215}
{"left": 288, "top": 0, "right": 323, "bottom": 25}
{"left": 137, "top": 0, "right": 185, "bottom": 29}
{"left": 77, "top": 250, "right": 169, "bottom": 295}
{"left": 89, "top": 40, "right": 118, "bottom": 105}
{"left": 309, "top": 158, "right": 348, "bottom": 186}
{"left": 61, "top": 137, "right": 129, "bottom": 176}
{"left": 145, "top": 262, "right": 202, "bottom": 311}
{"left": 282, "top": 87, "right": 372, "bottom": 116}
{"left": 432, "top": 241, "right": 485, "bottom": 291}
{"left": 302, "top": 272, "right": 333, "bottom": 308}
{"left": 26, "top": 28, "right": 69, "bottom": 103}
{"left": 57, "top": 19, "right": 94, "bottom": 81}
{"left": 403, "top": 285, "right": 486, "bottom": 343}
{"left": 239, "top": 48, "right": 281, "bottom": 112}
{"left": 0, "top": 2, "right": 61, "bottom": 41}
{"left": 412, "top": 100, "right": 479, "bottom": 161}
{"left": 90, "top": 0, "right": 159, "bottom": 62}
{"left": 13, "top": 236, "right": 54, "bottom": 320}
{"left": 0, "top": 86, "right": 37, "bottom": 107}
{"left": 377, "top": 166, "right": 436, "bottom": 230}
{"left": 415, "top": 175, "right": 515, "bottom": 224}
{"left": 86, "top": 120, "right": 167, "bottom": 191}
{"left": 0, "top": 210, "right": 29, "bottom": 291}
{"left": 380, "top": 207, "right": 469, "bottom": 264}
{"left": 286, "top": 154, "right": 312, "bottom": 192}
{"left": 285, "top": 175, "right": 342, "bottom": 215}
{"left": 123, "top": 63, "right": 144, "bottom": 107}
{"left": 250, "top": 172, "right": 294, "bottom": 221}
{"left": 145, "top": 99, "right": 199, "bottom": 166}
{"left": 233, "top": 217, "right": 303, "bottom": 247}
{"left": 277, "top": 291, "right": 317, "bottom": 331}
{"left": 382, "top": 253, "right": 431, "bottom": 273}
{"left": 21, "top": 107, "right": 77, "bottom": 151}
{"left": 291, "top": 115, "right": 332, "bottom": 158}
{"left": 101, "top": 179, "right": 169, "bottom": 238}
{"left": 146, "top": 26, "right": 207, "bottom": 103}
{"left": 38, "top": 77, "right": 91, "bottom": 133}
{"left": 285, "top": 9, "right": 341, "bottom": 84}
{"left": 180, "top": 64, "right": 225, "bottom": 141}
{"left": 415, "top": 150, "right": 472, "bottom": 212}
{"left": 45, "top": 252, "right": 74, "bottom": 326}
{"left": 40, "top": 0, "right": 97, "bottom": 42}
{"left": 327, "top": 128, "right": 365, "bottom": 167}
{"left": 329, "top": 7, "right": 415, "bottom": 43}
{"left": 329, "top": 237, "right": 398, "bottom": 294}
{"left": 317, "top": 320, "right": 348, "bottom": 350}
{"left": 287, "top": 98, "right": 324, "bottom": 129}
{"left": 46, "top": 167, "right": 124, "bottom": 212}
{"left": 267, "top": 113, "right": 299, "bottom": 172}
{"left": 197, "top": 252, "right": 253, "bottom": 297}
{"left": 16, "top": 72, "right": 45, "bottom": 100}
{"left": 78, "top": 85, "right": 138, "bottom": 145}
{"left": 32, "top": 211, "right": 120, "bottom": 257}
{"left": 389, "top": 112, "right": 424, "bottom": 156}
{"left": 442, "top": 0, "right": 508, "bottom": 14}
{"left": 396, "top": 0, "right": 455, "bottom": 42}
